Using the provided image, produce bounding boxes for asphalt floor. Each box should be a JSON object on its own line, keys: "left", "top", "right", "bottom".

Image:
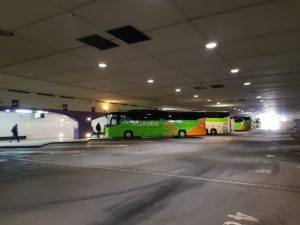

{"left": 0, "top": 131, "right": 300, "bottom": 225}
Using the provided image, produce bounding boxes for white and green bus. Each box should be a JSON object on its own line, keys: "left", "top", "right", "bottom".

{"left": 203, "top": 112, "right": 232, "bottom": 135}
{"left": 105, "top": 110, "right": 207, "bottom": 138}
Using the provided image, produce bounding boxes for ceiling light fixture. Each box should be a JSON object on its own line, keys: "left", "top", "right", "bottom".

{"left": 243, "top": 82, "right": 251, "bottom": 86}
{"left": 256, "top": 96, "right": 262, "bottom": 99}
{"left": 217, "top": 102, "right": 220, "bottom": 105}
{"left": 175, "top": 88, "right": 181, "bottom": 93}
{"left": 230, "top": 68, "right": 239, "bottom": 74}
{"left": 194, "top": 95, "right": 199, "bottom": 98}
{"left": 260, "top": 99, "right": 265, "bottom": 102}
{"left": 147, "top": 79, "right": 154, "bottom": 84}
{"left": 206, "top": 42, "right": 217, "bottom": 49}
{"left": 98, "top": 63, "right": 107, "bottom": 68}
{"left": 207, "top": 99, "right": 211, "bottom": 102}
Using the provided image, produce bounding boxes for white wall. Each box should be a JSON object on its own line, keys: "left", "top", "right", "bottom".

{"left": 91, "top": 116, "right": 107, "bottom": 133}
{"left": 0, "top": 111, "right": 77, "bottom": 140}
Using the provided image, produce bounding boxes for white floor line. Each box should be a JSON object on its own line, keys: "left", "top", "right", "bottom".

{"left": 255, "top": 169, "right": 272, "bottom": 174}
{"left": 2, "top": 157, "right": 300, "bottom": 192}
{"left": 48, "top": 144, "right": 128, "bottom": 148}
{"left": 0, "top": 150, "right": 84, "bottom": 154}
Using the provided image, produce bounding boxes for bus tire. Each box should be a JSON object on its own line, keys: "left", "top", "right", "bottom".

{"left": 210, "top": 129, "right": 217, "bottom": 135}
{"left": 178, "top": 130, "right": 186, "bottom": 138}
{"left": 124, "top": 131, "right": 133, "bottom": 139}
{"left": 206, "top": 129, "right": 209, "bottom": 135}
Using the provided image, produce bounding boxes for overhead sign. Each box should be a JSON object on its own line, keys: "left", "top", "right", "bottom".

{"left": 12, "top": 99, "right": 19, "bottom": 107}
{"left": 62, "top": 104, "right": 68, "bottom": 110}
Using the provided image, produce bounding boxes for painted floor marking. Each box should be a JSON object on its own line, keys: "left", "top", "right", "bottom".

{"left": 255, "top": 169, "right": 272, "bottom": 174}
{"left": 127, "top": 159, "right": 155, "bottom": 166}
{"left": 2, "top": 157, "right": 300, "bottom": 192}
{"left": 228, "top": 212, "right": 258, "bottom": 222}
{"left": 0, "top": 150, "right": 83, "bottom": 155}
{"left": 269, "top": 145, "right": 300, "bottom": 150}
{"left": 72, "top": 153, "right": 87, "bottom": 157}
{"left": 48, "top": 144, "right": 128, "bottom": 149}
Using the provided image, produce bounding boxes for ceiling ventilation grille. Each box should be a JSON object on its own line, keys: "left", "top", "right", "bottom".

{"left": 193, "top": 85, "right": 207, "bottom": 90}
{"left": 210, "top": 84, "right": 225, "bottom": 88}
{"left": 8, "top": 89, "right": 30, "bottom": 94}
{"left": 78, "top": 34, "right": 118, "bottom": 50}
{"left": 0, "top": 29, "right": 14, "bottom": 36}
{"left": 59, "top": 95, "right": 75, "bottom": 99}
{"left": 108, "top": 25, "right": 150, "bottom": 44}
{"left": 37, "top": 92, "right": 54, "bottom": 97}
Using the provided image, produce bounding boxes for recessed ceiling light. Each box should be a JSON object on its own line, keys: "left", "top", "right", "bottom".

{"left": 98, "top": 63, "right": 107, "bottom": 68}
{"left": 67, "top": 12, "right": 75, "bottom": 17}
{"left": 230, "top": 68, "right": 239, "bottom": 74}
{"left": 194, "top": 95, "right": 199, "bottom": 98}
{"left": 175, "top": 88, "right": 181, "bottom": 93}
{"left": 243, "top": 82, "right": 251, "bottom": 86}
{"left": 147, "top": 79, "right": 154, "bottom": 84}
{"left": 206, "top": 42, "right": 217, "bottom": 49}
{"left": 234, "top": 108, "right": 237, "bottom": 110}
{"left": 260, "top": 99, "right": 265, "bottom": 102}
{"left": 207, "top": 99, "right": 211, "bottom": 102}
{"left": 256, "top": 96, "right": 262, "bottom": 99}
{"left": 217, "top": 102, "right": 220, "bottom": 105}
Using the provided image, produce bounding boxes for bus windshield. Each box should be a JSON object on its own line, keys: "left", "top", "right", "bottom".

{"left": 234, "top": 118, "right": 243, "bottom": 122}
{"left": 106, "top": 113, "right": 120, "bottom": 127}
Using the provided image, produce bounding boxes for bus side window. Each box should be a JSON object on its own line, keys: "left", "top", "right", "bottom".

{"left": 120, "top": 115, "right": 127, "bottom": 121}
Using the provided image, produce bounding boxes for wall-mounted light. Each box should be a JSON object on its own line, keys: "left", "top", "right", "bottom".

{"left": 15, "top": 109, "right": 32, "bottom": 114}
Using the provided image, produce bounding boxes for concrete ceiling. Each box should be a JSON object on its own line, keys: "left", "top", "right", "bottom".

{"left": 0, "top": 0, "right": 300, "bottom": 114}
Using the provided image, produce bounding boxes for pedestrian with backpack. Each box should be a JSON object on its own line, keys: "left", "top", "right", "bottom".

{"left": 10, "top": 124, "right": 20, "bottom": 142}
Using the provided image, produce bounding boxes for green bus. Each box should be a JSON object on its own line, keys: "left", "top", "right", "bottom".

{"left": 202, "top": 111, "right": 232, "bottom": 135}
{"left": 234, "top": 116, "right": 252, "bottom": 131}
{"left": 105, "top": 110, "right": 206, "bottom": 138}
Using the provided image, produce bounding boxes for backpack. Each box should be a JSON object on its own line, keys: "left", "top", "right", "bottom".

{"left": 12, "top": 126, "right": 17, "bottom": 133}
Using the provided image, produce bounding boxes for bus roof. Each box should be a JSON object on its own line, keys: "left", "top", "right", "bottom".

{"left": 195, "top": 111, "right": 230, "bottom": 118}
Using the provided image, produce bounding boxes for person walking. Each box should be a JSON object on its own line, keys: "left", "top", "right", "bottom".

{"left": 95, "top": 122, "right": 101, "bottom": 138}
{"left": 10, "top": 124, "right": 20, "bottom": 142}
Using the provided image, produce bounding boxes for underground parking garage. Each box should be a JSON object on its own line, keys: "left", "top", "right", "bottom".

{"left": 1, "top": 1, "right": 300, "bottom": 225}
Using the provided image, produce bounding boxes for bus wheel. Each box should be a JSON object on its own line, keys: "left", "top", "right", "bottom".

{"left": 124, "top": 131, "right": 133, "bottom": 139}
{"left": 206, "top": 129, "right": 209, "bottom": 135}
{"left": 178, "top": 130, "right": 186, "bottom": 138}
{"left": 210, "top": 129, "right": 217, "bottom": 135}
